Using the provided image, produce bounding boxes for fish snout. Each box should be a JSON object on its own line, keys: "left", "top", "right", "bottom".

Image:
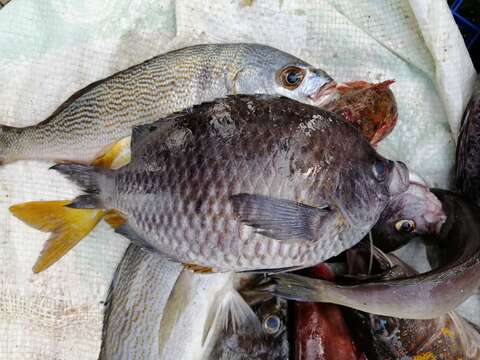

{"left": 388, "top": 161, "right": 409, "bottom": 196}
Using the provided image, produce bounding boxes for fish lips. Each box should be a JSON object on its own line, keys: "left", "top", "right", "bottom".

{"left": 308, "top": 81, "right": 339, "bottom": 106}
{"left": 388, "top": 161, "right": 409, "bottom": 196}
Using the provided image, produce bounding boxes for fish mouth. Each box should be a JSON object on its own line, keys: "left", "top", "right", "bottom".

{"left": 308, "top": 81, "right": 338, "bottom": 106}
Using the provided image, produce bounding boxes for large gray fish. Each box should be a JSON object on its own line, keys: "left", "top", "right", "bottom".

{"left": 456, "top": 75, "right": 480, "bottom": 205}
{"left": 271, "top": 190, "right": 480, "bottom": 319}
{"left": 99, "top": 244, "right": 287, "bottom": 360}
{"left": 11, "top": 95, "right": 409, "bottom": 272}
{"left": 0, "top": 43, "right": 336, "bottom": 166}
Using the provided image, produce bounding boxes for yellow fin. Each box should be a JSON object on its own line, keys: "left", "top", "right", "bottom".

{"left": 92, "top": 137, "right": 131, "bottom": 169}
{"left": 9, "top": 201, "right": 106, "bottom": 273}
{"left": 183, "top": 263, "right": 213, "bottom": 273}
{"left": 104, "top": 209, "right": 127, "bottom": 229}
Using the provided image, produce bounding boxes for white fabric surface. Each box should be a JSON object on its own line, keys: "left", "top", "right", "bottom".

{"left": 0, "top": 0, "right": 476, "bottom": 358}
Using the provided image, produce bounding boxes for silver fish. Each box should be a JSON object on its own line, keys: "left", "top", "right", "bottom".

{"left": 0, "top": 43, "right": 336, "bottom": 165}
{"left": 99, "top": 244, "right": 272, "bottom": 360}
{"left": 29, "top": 95, "right": 409, "bottom": 273}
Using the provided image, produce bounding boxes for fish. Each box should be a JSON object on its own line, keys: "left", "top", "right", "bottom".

{"left": 10, "top": 94, "right": 409, "bottom": 273}
{"left": 292, "top": 264, "right": 365, "bottom": 360}
{"left": 205, "top": 290, "right": 289, "bottom": 360}
{"left": 456, "top": 75, "right": 480, "bottom": 206}
{"left": 342, "top": 244, "right": 480, "bottom": 360}
{"left": 371, "top": 171, "right": 446, "bottom": 253}
{"left": 0, "top": 43, "right": 336, "bottom": 166}
{"left": 99, "top": 243, "right": 287, "bottom": 360}
{"left": 324, "top": 80, "right": 397, "bottom": 145}
{"left": 270, "top": 190, "right": 480, "bottom": 319}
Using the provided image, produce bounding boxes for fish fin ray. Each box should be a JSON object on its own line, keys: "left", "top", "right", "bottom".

{"left": 230, "top": 193, "right": 330, "bottom": 242}
{"left": 269, "top": 273, "right": 324, "bottom": 302}
{"left": 92, "top": 137, "right": 131, "bottom": 169}
{"left": 9, "top": 201, "right": 106, "bottom": 272}
{"left": 103, "top": 210, "right": 127, "bottom": 229}
{"left": 202, "top": 286, "right": 261, "bottom": 347}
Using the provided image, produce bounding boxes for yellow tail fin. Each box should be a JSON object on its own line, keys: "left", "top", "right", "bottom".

{"left": 9, "top": 201, "right": 106, "bottom": 273}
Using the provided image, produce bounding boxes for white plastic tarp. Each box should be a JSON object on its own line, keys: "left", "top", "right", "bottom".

{"left": 0, "top": 0, "right": 476, "bottom": 358}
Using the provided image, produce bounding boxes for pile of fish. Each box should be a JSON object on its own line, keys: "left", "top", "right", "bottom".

{"left": 3, "top": 43, "right": 479, "bottom": 359}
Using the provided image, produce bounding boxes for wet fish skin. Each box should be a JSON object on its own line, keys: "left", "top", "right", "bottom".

{"left": 325, "top": 80, "right": 397, "bottom": 145}
{"left": 206, "top": 295, "right": 289, "bottom": 360}
{"left": 456, "top": 76, "right": 480, "bottom": 205}
{"left": 342, "top": 245, "right": 480, "bottom": 360}
{"left": 271, "top": 190, "right": 480, "bottom": 319}
{"left": 55, "top": 95, "right": 408, "bottom": 272}
{"left": 99, "top": 244, "right": 256, "bottom": 360}
{"left": 0, "top": 43, "right": 335, "bottom": 165}
{"left": 293, "top": 264, "right": 364, "bottom": 360}
{"left": 371, "top": 171, "right": 446, "bottom": 253}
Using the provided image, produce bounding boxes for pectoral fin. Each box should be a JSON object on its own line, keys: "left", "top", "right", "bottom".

{"left": 230, "top": 193, "right": 331, "bottom": 242}
{"left": 92, "top": 137, "right": 131, "bottom": 169}
{"left": 9, "top": 201, "right": 106, "bottom": 273}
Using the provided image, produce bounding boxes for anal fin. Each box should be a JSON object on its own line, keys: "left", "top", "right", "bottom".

{"left": 92, "top": 137, "right": 131, "bottom": 169}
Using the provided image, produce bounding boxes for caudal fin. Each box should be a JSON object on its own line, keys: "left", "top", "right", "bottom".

{"left": 9, "top": 201, "right": 106, "bottom": 272}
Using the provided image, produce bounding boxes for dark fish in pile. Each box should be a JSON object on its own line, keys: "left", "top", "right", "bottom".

{"left": 292, "top": 263, "right": 365, "bottom": 360}
{"left": 371, "top": 171, "right": 446, "bottom": 253}
{"left": 271, "top": 190, "right": 480, "bottom": 319}
{"left": 0, "top": 43, "right": 337, "bottom": 166}
{"left": 456, "top": 75, "right": 480, "bottom": 205}
{"left": 10, "top": 95, "right": 408, "bottom": 272}
{"left": 343, "top": 244, "right": 480, "bottom": 360}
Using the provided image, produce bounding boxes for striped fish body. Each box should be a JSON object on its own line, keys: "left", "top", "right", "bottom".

{"left": 0, "top": 44, "right": 335, "bottom": 164}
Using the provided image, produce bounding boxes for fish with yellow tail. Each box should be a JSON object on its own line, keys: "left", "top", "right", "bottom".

{"left": 10, "top": 95, "right": 409, "bottom": 272}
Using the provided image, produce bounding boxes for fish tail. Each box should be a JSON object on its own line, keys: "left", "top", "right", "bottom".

{"left": 50, "top": 163, "right": 110, "bottom": 194}
{"left": 9, "top": 200, "right": 107, "bottom": 273}
{"left": 270, "top": 273, "right": 329, "bottom": 302}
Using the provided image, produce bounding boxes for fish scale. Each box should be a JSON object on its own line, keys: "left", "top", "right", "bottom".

{"left": 73, "top": 95, "right": 407, "bottom": 272}
{"left": 0, "top": 43, "right": 335, "bottom": 164}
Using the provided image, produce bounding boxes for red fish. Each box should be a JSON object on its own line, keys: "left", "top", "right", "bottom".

{"left": 325, "top": 80, "right": 397, "bottom": 145}
{"left": 293, "top": 264, "right": 366, "bottom": 360}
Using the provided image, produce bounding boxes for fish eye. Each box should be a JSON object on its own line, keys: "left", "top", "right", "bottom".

{"left": 373, "top": 317, "right": 398, "bottom": 336}
{"left": 394, "top": 219, "right": 416, "bottom": 233}
{"left": 372, "top": 161, "right": 387, "bottom": 181}
{"left": 278, "top": 66, "right": 305, "bottom": 90}
{"left": 263, "top": 314, "right": 282, "bottom": 334}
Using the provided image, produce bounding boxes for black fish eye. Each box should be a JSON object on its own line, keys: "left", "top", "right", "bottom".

{"left": 263, "top": 315, "right": 282, "bottom": 334}
{"left": 372, "top": 161, "right": 387, "bottom": 181}
{"left": 395, "top": 219, "right": 416, "bottom": 233}
{"left": 278, "top": 66, "right": 305, "bottom": 90}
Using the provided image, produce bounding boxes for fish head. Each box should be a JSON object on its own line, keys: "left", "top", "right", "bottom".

{"left": 329, "top": 133, "right": 409, "bottom": 232}
{"left": 233, "top": 47, "right": 337, "bottom": 106}
{"left": 217, "top": 296, "right": 288, "bottom": 359}
{"left": 372, "top": 172, "right": 447, "bottom": 252}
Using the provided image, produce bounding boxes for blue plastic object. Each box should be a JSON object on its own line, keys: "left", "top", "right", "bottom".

{"left": 450, "top": 0, "right": 480, "bottom": 50}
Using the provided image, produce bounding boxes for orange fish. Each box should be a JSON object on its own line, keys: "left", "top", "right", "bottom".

{"left": 326, "top": 80, "right": 397, "bottom": 145}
